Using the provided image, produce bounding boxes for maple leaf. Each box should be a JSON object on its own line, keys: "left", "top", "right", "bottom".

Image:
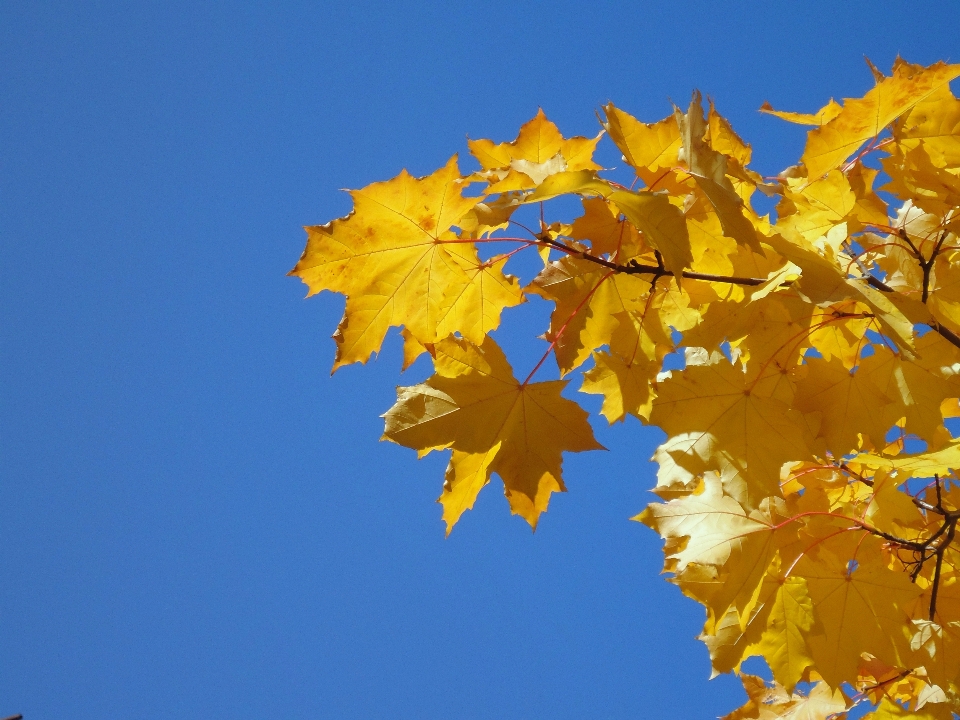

{"left": 381, "top": 335, "right": 603, "bottom": 532}
{"left": 650, "top": 354, "right": 813, "bottom": 506}
{"left": 797, "top": 534, "right": 921, "bottom": 688}
{"left": 675, "top": 92, "right": 763, "bottom": 253}
{"left": 865, "top": 698, "right": 954, "bottom": 719}
{"left": 788, "top": 59, "right": 960, "bottom": 179}
{"left": 527, "top": 256, "right": 652, "bottom": 374}
{"left": 895, "top": 81, "right": 960, "bottom": 167}
{"left": 602, "top": 103, "right": 681, "bottom": 173}
{"left": 722, "top": 674, "right": 847, "bottom": 720}
{"left": 757, "top": 577, "right": 817, "bottom": 691}
{"left": 760, "top": 98, "right": 843, "bottom": 127}
{"left": 608, "top": 188, "right": 693, "bottom": 278}
{"left": 638, "top": 473, "right": 789, "bottom": 621}
{"left": 569, "top": 197, "right": 641, "bottom": 258}
{"left": 580, "top": 350, "right": 658, "bottom": 423}
{"left": 792, "top": 353, "right": 899, "bottom": 455}
{"left": 290, "top": 157, "right": 523, "bottom": 369}
{"left": 468, "top": 109, "right": 602, "bottom": 191}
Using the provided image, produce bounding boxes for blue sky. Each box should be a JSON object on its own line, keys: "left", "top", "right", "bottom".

{"left": 2, "top": 2, "right": 959, "bottom": 718}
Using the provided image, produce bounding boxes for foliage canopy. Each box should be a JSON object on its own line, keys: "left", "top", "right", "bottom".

{"left": 293, "top": 58, "right": 960, "bottom": 718}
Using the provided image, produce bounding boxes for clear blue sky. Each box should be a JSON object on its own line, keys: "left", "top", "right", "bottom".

{"left": 2, "top": 2, "right": 959, "bottom": 718}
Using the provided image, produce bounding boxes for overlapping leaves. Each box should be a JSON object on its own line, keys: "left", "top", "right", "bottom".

{"left": 295, "top": 59, "right": 960, "bottom": 718}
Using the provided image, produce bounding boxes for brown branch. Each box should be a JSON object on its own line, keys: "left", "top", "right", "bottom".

{"left": 859, "top": 667, "right": 913, "bottom": 694}
{"left": 839, "top": 462, "right": 944, "bottom": 516}
{"left": 535, "top": 234, "right": 960, "bottom": 354}
{"left": 930, "top": 518, "right": 957, "bottom": 620}
{"left": 864, "top": 275, "right": 960, "bottom": 352}
{"left": 854, "top": 521, "right": 929, "bottom": 552}
{"left": 539, "top": 237, "right": 770, "bottom": 286}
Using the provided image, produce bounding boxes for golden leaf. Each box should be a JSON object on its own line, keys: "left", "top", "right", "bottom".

{"left": 291, "top": 158, "right": 523, "bottom": 369}
{"left": 722, "top": 674, "right": 847, "bottom": 720}
{"left": 381, "top": 335, "right": 602, "bottom": 532}
{"left": 468, "top": 109, "right": 602, "bottom": 191}
{"left": 801, "top": 60, "right": 960, "bottom": 178}
{"left": 581, "top": 350, "right": 658, "bottom": 422}
{"left": 650, "top": 355, "right": 812, "bottom": 506}
{"left": 798, "top": 534, "right": 921, "bottom": 688}
{"left": 760, "top": 98, "right": 843, "bottom": 127}
{"left": 602, "top": 103, "right": 682, "bottom": 173}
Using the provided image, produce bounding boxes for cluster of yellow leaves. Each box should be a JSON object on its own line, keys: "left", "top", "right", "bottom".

{"left": 293, "top": 58, "right": 960, "bottom": 716}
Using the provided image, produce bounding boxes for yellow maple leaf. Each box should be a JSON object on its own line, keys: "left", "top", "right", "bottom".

{"left": 760, "top": 98, "right": 844, "bottom": 127}
{"left": 650, "top": 355, "right": 813, "bottom": 506}
{"left": 903, "top": 567, "right": 960, "bottom": 690}
{"left": 758, "top": 577, "right": 816, "bottom": 692}
{"left": 602, "top": 103, "right": 682, "bottom": 173}
{"left": 291, "top": 157, "right": 524, "bottom": 369}
{"left": 467, "top": 109, "right": 602, "bottom": 192}
{"left": 381, "top": 335, "right": 602, "bottom": 532}
{"left": 527, "top": 256, "right": 653, "bottom": 374}
{"left": 800, "top": 60, "right": 960, "bottom": 179}
{"left": 895, "top": 81, "right": 960, "bottom": 167}
{"left": 850, "top": 439, "right": 960, "bottom": 478}
{"left": 777, "top": 170, "right": 858, "bottom": 244}
{"left": 608, "top": 188, "right": 693, "bottom": 278}
{"left": 708, "top": 100, "right": 753, "bottom": 166}
{"left": 569, "top": 197, "right": 642, "bottom": 258}
{"left": 580, "top": 350, "right": 658, "bottom": 423}
{"left": 862, "top": 333, "right": 960, "bottom": 447}
{"left": 684, "top": 293, "right": 812, "bottom": 369}
{"left": 793, "top": 354, "right": 899, "bottom": 456}
{"left": 639, "top": 473, "right": 788, "bottom": 621}
{"left": 675, "top": 93, "right": 764, "bottom": 252}
{"left": 798, "top": 534, "right": 921, "bottom": 688}
{"left": 722, "top": 674, "right": 847, "bottom": 720}
{"left": 865, "top": 696, "right": 953, "bottom": 719}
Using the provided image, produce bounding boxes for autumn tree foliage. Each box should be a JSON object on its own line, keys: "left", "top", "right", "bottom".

{"left": 292, "top": 59, "right": 960, "bottom": 718}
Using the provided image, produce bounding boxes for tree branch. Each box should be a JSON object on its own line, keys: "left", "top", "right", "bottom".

{"left": 535, "top": 235, "right": 960, "bottom": 353}
{"left": 930, "top": 519, "right": 957, "bottom": 620}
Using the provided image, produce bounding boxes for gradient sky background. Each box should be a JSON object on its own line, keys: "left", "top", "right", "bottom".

{"left": 3, "top": 2, "right": 960, "bottom": 718}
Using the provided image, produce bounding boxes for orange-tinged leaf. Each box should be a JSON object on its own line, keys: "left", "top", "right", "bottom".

{"left": 381, "top": 335, "right": 603, "bottom": 531}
